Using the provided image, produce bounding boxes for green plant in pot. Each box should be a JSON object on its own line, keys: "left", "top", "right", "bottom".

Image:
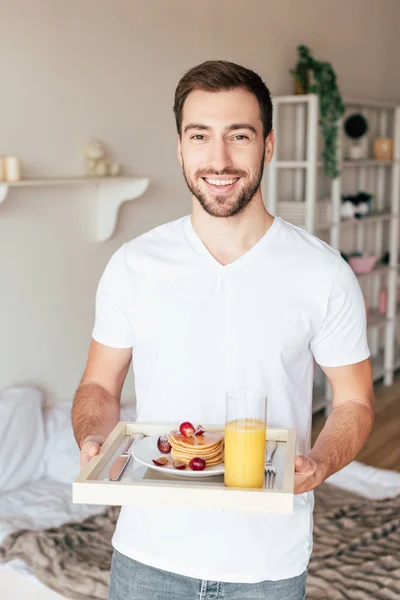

{"left": 290, "top": 45, "right": 345, "bottom": 178}
{"left": 343, "top": 113, "right": 369, "bottom": 160}
{"left": 341, "top": 191, "right": 374, "bottom": 219}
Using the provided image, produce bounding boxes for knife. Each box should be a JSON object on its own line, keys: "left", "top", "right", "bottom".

{"left": 109, "top": 433, "right": 144, "bottom": 481}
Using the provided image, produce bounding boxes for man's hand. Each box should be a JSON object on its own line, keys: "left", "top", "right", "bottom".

{"left": 80, "top": 434, "right": 106, "bottom": 468}
{"left": 294, "top": 455, "right": 325, "bottom": 494}
{"left": 292, "top": 361, "right": 374, "bottom": 494}
{"left": 72, "top": 341, "right": 132, "bottom": 468}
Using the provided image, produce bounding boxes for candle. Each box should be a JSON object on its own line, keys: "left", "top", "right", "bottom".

{"left": 373, "top": 138, "right": 393, "bottom": 160}
{"left": 0, "top": 156, "right": 5, "bottom": 181}
{"left": 5, "top": 157, "right": 21, "bottom": 182}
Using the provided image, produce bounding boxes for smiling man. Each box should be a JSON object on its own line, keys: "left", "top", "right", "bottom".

{"left": 72, "top": 60, "right": 374, "bottom": 599}
{"left": 181, "top": 89, "right": 266, "bottom": 219}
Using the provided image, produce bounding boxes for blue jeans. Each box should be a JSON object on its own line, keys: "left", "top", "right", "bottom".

{"left": 108, "top": 549, "right": 307, "bottom": 599}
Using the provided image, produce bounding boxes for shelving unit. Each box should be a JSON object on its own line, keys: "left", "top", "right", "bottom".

{"left": 0, "top": 176, "right": 149, "bottom": 242}
{"left": 266, "top": 94, "right": 400, "bottom": 415}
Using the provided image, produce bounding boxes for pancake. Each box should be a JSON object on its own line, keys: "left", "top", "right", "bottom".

{"left": 171, "top": 448, "right": 224, "bottom": 467}
{"left": 170, "top": 445, "right": 224, "bottom": 461}
{"left": 169, "top": 429, "right": 224, "bottom": 467}
{"left": 169, "top": 430, "right": 224, "bottom": 450}
{"left": 169, "top": 440, "right": 224, "bottom": 456}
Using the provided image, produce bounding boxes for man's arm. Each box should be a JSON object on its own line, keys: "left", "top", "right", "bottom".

{"left": 294, "top": 358, "right": 374, "bottom": 494}
{"left": 72, "top": 339, "right": 132, "bottom": 466}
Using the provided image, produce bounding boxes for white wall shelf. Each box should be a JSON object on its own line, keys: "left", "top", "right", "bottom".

{"left": 267, "top": 94, "right": 400, "bottom": 415}
{"left": 315, "top": 334, "right": 400, "bottom": 416}
{"left": 276, "top": 161, "right": 308, "bottom": 169}
{"left": 0, "top": 176, "right": 149, "bottom": 242}
{"left": 371, "top": 345, "right": 400, "bottom": 381}
{"left": 316, "top": 211, "right": 394, "bottom": 233}
{"left": 367, "top": 310, "right": 388, "bottom": 329}
{"left": 275, "top": 159, "right": 399, "bottom": 168}
{"left": 316, "top": 159, "right": 399, "bottom": 168}
{"left": 356, "top": 264, "right": 391, "bottom": 280}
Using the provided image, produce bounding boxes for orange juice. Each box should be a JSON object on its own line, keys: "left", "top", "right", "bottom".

{"left": 224, "top": 418, "right": 266, "bottom": 488}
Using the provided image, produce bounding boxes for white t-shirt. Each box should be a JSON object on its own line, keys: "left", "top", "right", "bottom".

{"left": 92, "top": 215, "right": 370, "bottom": 583}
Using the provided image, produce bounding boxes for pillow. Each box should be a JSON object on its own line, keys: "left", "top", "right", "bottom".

{"left": 43, "top": 402, "right": 137, "bottom": 483}
{"left": 42, "top": 402, "right": 80, "bottom": 484}
{"left": 0, "top": 386, "right": 45, "bottom": 493}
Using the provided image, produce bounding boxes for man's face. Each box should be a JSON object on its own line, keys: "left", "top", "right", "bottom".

{"left": 177, "top": 87, "right": 274, "bottom": 218}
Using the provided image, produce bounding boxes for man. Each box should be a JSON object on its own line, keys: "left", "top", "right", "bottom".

{"left": 72, "top": 60, "right": 374, "bottom": 599}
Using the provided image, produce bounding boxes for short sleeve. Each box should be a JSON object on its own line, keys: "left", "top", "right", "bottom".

{"left": 310, "top": 259, "right": 370, "bottom": 367}
{"left": 92, "top": 245, "right": 133, "bottom": 348}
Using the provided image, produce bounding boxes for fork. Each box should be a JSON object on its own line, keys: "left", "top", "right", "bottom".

{"left": 265, "top": 440, "right": 278, "bottom": 489}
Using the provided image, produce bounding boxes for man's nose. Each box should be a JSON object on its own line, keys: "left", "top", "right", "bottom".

{"left": 208, "top": 141, "right": 232, "bottom": 173}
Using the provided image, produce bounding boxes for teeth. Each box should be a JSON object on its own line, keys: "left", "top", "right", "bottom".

{"left": 204, "top": 178, "right": 238, "bottom": 186}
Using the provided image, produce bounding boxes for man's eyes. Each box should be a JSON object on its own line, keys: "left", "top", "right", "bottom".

{"left": 190, "top": 134, "right": 250, "bottom": 142}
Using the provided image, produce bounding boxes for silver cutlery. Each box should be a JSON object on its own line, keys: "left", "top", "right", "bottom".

{"left": 109, "top": 433, "right": 144, "bottom": 481}
{"left": 265, "top": 440, "right": 278, "bottom": 489}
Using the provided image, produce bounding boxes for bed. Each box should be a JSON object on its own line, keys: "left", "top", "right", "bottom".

{"left": 1, "top": 387, "right": 399, "bottom": 600}
{"left": 0, "top": 386, "right": 135, "bottom": 600}
{"left": 0, "top": 478, "right": 106, "bottom": 599}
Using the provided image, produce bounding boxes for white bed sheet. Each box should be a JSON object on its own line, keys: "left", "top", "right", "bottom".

{"left": 1, "top": 460, "right": 399, "bottom": 595}
{"left": 0, "top": 569, "right": 67, "bottom": 599}
{"left": 0, "top": 477, "right": 106, "bottom": 582}
{"left": 326, "top": 459, "right": 400, "bottom": 499}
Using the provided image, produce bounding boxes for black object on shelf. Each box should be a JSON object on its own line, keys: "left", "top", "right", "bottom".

{"left": 341, "top": 191, "right": 374, "bottom": 218}
{"left": 344, "top": 113, "right": 369, "bottom": 140}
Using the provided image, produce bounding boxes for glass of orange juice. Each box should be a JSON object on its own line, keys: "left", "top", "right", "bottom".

{"left": 224, "top": 390, "right": 267, "bottom": 489}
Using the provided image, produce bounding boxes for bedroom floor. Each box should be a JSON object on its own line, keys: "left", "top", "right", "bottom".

{"left": 312, "top": 373, "right": 400, "bottom": 472}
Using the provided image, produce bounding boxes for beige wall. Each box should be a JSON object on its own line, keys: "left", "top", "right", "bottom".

{"left": 0, "top": 0, "right": 399, "bottom": 405}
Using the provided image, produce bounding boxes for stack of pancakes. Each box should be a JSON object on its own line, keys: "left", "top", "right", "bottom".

{"left": 169, "top": 430, "right": 224, "bottom": 467}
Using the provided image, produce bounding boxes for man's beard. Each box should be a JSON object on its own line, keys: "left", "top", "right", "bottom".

{"left": 182, "top": 149, "right": 266, "bottom": 218}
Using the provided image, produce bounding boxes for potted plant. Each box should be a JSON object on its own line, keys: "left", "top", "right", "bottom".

{"left": 349, "top": 252, "right": 378, "bottom": 274}
{"left": 343, "top": 113, "right": 369, "bottom": 160}
{"left": 290, "top": 45, "right": 345, "bottom": 179}
{"left": 341, "top": 191, "right": 374, "bottom": 219}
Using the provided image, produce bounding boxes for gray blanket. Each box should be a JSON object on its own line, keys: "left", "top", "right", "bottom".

{"left": 0, "top": 484, "right": 399, "bottom": 599}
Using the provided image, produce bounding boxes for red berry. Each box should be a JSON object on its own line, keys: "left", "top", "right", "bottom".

{"left": 189, "top": 457, "right": 206, "bottom": 471}
{"left": 152, "top": 456, "right": 169, "bottom": 466}
{"left": 172, "top": 459, "right": 187, "bottom": 470}
{"left": 194, "top": 425, "right": 205, "bottom": 436}
{"left": 157, "top": 435, "right": 172, "bottom": 454}
{"left": 179, "top": 421, "right": 195, "bottom": 437}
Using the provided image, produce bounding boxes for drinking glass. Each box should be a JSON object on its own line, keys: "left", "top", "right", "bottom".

{"left": 224, "top": 390, "right": 267, "bottom": 489}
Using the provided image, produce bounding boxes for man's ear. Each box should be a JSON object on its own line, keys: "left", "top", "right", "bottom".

{"left": 264, "top": 130, "right": 275, "bottom": 164}
{"left": 177, "top": 132, "right": 183, "bottom": 167}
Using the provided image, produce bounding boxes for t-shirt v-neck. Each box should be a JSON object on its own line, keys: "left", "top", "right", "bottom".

{"left": 92, "top": 212, "right": 370, "bottom": 584}
{"left": 183, "top": 214, "right": 282, "bottom": 271}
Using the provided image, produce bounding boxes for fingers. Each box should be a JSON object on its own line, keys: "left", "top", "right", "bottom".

{"left": 293, "top": 455, "right": 322, "bottom": 493}
{"left": 294, "top": 455, "right": 316, "bottom": 476}
{"left": 80, "top": 442, "right": 99, "bottom": 468}
{"left": 295, "top": 455, "right": 307, "bottom": 471}
{"left": 80, "top": 435, "right": 105, "bottom": 468}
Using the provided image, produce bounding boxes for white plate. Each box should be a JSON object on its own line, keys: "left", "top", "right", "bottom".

{"left": 131, "top": 434, "right": 225, "bottom": 478}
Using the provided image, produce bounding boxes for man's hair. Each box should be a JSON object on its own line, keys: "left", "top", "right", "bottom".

{"left": 173, "top": 60, "right": 273, "bottom": 140}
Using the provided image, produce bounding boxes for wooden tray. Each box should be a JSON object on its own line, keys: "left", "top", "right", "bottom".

{"left": 73, "top": 422, "right": 296, "bottom": 514}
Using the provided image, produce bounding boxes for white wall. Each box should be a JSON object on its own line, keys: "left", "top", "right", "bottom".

{"left": 0, "top": 0, "right": 399, "bottom": 405}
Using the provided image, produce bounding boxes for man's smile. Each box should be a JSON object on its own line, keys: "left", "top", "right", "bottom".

{"left": 201, "top": 177, "right": 241, "bottom": 193}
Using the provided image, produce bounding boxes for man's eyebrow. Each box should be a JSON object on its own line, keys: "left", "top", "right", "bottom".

{"left": 183, "top": 123, "right": 257, "bottom": 134}
{"left": 183, "top": 123, "right": 209, "bottom": 133}
{"left": 227, "top": 123, "right": 257, "bottom": 134}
